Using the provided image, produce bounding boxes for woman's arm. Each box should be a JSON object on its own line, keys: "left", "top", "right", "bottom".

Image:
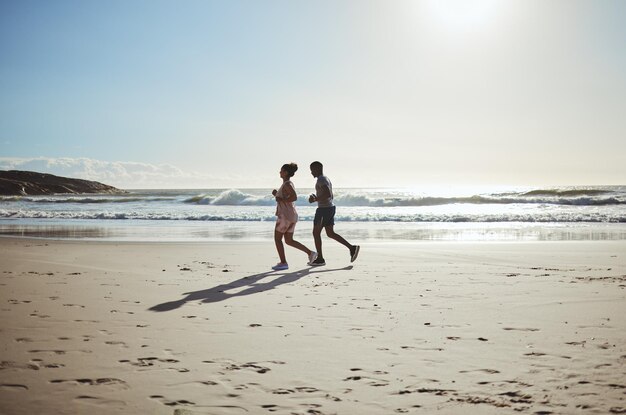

{"left": 277, "top": 182, "right": 297, "bottom": 203}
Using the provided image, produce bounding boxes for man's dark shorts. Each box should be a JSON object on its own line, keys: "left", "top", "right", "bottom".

{"left": 314, "top": 206, "right": 336, "bottom": 227}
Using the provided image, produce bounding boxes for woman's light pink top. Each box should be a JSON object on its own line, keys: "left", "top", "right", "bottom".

{"left": 275, "top": 180, "right": 298, "bottom": 223}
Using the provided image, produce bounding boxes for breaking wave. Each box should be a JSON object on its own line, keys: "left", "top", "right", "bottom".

{"left": 2, "top": 187, "right": 624, "bottom": 207}
{"left": 1, "top": 186, "right": 624, "bottom": 224}
{"left": 183, "top": 189, "right": 274, "bottom": 206}
{"left": 179, "top": 188, "right": 626, "bottom": 207}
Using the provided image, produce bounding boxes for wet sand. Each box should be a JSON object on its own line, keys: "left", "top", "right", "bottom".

{"left": 1, "top": 238, "right": 624, "bottom": 414}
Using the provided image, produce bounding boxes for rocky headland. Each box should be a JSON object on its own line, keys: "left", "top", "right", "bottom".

{"left": 0, "top": 170, "right": 124, "bottom": 195}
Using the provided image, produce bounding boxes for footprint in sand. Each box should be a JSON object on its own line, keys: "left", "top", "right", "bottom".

{"left": 24, "top": 271, "right": 53, "bottom": 276}
{"left": 41, "top": 362, "right": 65, "bottom": 369}
{"left": 0, "top": 361, "right": 37, "bottom": 371}
{"left": 272, "top": 388, "right": 295, "bottom": 395}
{"left": 149, "top": 395, "right": 195, "bottom": 407}
{"left": 119, "top": 357, "right": 186, "bottom": 372}
{"left": 105, "top": 341, "right": 128, "bottom": 348}
{"left": 498, "top": 391, "right": 534, "bottom": 404}
{"left": 299, "top": 403, "right": 324, "bottom": 413}
{"left": 0, "top": 384, "right": 28, "bottom": 390}
{"left": 120, "top": 357, "right": 175, "bottom": 366}
{"left": 9, "top": 299, "right": 32, "bottom": 304}
{"left": 395, "top": 387, "right": 456, "bottom": 396}
{"left": 203, "top": 359, "right": 285, "bottom": 374}
{"left": 109, "top": 309, "right": 135, "bottom": 315}
{"left": 74, "top": 395, "right": 126, "bottom": 408}
{"left": 503, "top": 327, "right": 540, "bottom": 332}
{"left": 50, "top": 378, "right": 128, "bottom": 389}
{"left": 2, "top": 360, "right": 65, "bottom": 370}
{"left": 524, "top": 352, "right": 547, "bottom": 357}
{"left": 453, "top": 395, "right": 513, "bottom": 408}
{"left": 459, "top": 368, "right": 500, "bottom": 374}
{"left": 230, "top": 363, "right": 271, "bottom": 374}
{"left": 294, "top": 386, "right": 320, "bottom": 393}
{"left": 343, "top": 369, "right": 390, "bottom": 387}
{"left": 325, "top": 393, "right": 342, "bottom": 402}
{"left": 28, "top": 349, "right": 67, "bottom": 355}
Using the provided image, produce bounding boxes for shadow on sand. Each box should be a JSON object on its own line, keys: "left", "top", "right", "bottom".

{"left": 148, "top": 265, "right": 353, "bottom": 312}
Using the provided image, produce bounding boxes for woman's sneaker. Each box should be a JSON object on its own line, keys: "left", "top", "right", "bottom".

{"left": 272, "top": 263, "right": 289, "bottom": 271}
{"left": 309, "top": 257, "right": 325, "bottom": 267}
{"left": 307, "top": 251, "right": 318, "bottom": 265}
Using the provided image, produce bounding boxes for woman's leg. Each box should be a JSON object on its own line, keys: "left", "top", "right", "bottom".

{"left": 284, "top": 232, "right": 311, "bottom": 255}
{"left": 274, "top": 230, "right": 287, "bottom": 263}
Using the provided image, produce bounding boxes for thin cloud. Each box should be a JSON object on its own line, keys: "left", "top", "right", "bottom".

{"left": 0, "top": 157, "right": 233, "bottom": 189}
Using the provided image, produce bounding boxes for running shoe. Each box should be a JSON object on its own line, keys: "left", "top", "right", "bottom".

{"left": 350, "top": 245, "right": 360, "bottom": 263}
{"left": 271, "top": 263, "right": 289, "bottom": 271}
{"left": 309, "top": 257, "right": 326, "bottom": 266}
{"left": 308, "top": 251, "right": 318, "bottom": 265}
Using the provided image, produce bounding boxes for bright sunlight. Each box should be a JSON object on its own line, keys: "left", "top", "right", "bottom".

{"left": 424, "top": 0, "right": 503, "bottom": 34}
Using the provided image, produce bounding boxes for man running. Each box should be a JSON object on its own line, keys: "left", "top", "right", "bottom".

{"left": 308, "top": 161, "right": 360, "bottom": 266}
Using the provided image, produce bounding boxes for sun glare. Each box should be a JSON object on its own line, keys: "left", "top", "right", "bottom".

{"left": 424, "top": 0, "right": 501, "bottom": 34}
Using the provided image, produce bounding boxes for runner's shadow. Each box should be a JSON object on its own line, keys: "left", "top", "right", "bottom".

{"left": 148, "top": 265, "right": 353, "bottom": 312}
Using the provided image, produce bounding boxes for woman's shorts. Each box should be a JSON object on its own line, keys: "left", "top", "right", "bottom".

{"left": 313, "top": 206, "right": 336, "bottom": 227}
{"left": 275, "top": 217, "right": 297, "bottom": 234}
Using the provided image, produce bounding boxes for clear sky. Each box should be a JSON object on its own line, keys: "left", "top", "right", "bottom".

{"left": 1, "top": 0, "right": 625, "bottom": 188}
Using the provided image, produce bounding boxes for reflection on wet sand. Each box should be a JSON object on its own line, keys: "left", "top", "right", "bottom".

{"left": 0, "top": 225, "right": 115, "bottom": 239}
{"left": 1, "top": 221, "right": 625, "bottom": 242}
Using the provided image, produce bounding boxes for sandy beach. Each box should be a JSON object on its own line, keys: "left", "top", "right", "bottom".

{"left": 1, "top": 238, "right": 624, "bottom": 414}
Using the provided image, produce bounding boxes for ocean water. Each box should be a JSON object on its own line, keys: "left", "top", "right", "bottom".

{"left": 1, "top": 186, "right": 625, "bottom": 241}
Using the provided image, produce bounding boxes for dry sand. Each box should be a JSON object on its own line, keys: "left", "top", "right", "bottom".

{"left": 0, "top": 238, "right": 624, "bottom": 414}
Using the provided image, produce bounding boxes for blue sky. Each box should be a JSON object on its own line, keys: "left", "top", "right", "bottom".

{"left": 1, "top": 0, "right": 625, "bottom": 188}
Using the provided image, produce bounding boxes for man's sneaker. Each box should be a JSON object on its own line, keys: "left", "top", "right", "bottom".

{"left": 272, "top": 263, "right": 289, "bottom": 271}
{"left": 350, "top": 245, "right": 360, "bottom": 263}
{"left": 309, "top": 257, "right": 325, "bottom": 267}
{"left": 307, "top": 251, "right": 318, "bottom": 265}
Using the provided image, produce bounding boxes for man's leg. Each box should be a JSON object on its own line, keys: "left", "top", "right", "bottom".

{"left": 325, "top": 225, "right": 353, "bottom": 250}
{"left": 312, "top": 224, "right": 324, "bottom": 259}
{"left": 326, "top": 225, "right": 360, "bottom": 262}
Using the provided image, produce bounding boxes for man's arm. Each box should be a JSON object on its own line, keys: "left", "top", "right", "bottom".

{"left": 315, "top": 183, "right": 332, "bottom": 205}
